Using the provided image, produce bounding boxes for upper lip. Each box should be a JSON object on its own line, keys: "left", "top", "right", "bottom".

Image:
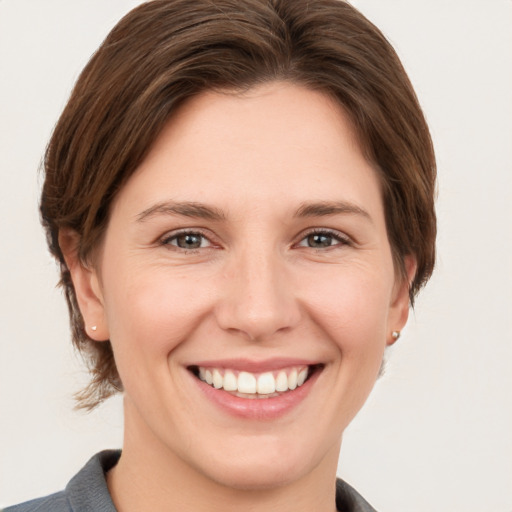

{"left": 187, "top": 358, "right": 321, "bottom": 373}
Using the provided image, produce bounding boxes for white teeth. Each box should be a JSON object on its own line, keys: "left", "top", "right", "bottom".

{"left": 275, "top": 371, "right": 288, "bottom": 392}
{"left": 212, "top": 369, "right": 223, "bottom": 389}
{"left": 223, "top": 370, "right": 238, "bottom": 391}
{"left": 288, "top": 369, "right": 298, "bottom": 390}
{"left": 257, "top": 372, "right": 276, "bottom": 394}
{"left": 196, "top": 365, "right": 311, "bottom": 396}
{"left": 297, "top": 368, "right": 308, "bottom": 386}
{"left": 238, "top": 371, "right": 257, "bottom": 394}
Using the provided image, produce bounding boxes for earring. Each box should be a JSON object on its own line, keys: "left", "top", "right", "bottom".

{"left": 391, "top": 331, "right": 400, "bottom": 340}
{"left": 91, "top": 325, "right": 97, "bottom": 332}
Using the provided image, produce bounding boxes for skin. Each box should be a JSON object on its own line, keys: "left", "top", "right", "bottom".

{"left": 62, "top": 82, "right": 415, "bottom": 512}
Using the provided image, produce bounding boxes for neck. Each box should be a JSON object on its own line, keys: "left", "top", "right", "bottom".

{"left": 107, "top": 400, "right": 340, "bottom": 512}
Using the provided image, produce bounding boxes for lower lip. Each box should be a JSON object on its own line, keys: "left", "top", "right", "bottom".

{"left": 191, "top": 369, "right": 321, "bottom": 420}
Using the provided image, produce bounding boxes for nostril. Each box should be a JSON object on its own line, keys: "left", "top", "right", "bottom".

{"left": 214, "top": 276, "right": 301, "bottom": 341}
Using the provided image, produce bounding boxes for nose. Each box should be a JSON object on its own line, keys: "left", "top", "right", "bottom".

{"left": 215, "top": 247, "right": 301, "bottom": 341}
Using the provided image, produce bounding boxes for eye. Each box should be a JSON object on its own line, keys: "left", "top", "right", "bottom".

{"left": 297, "top": 230, "right": 349, "bottom": 249}
{"left": 162, "top": 231, "right": 212, "bottom": 250}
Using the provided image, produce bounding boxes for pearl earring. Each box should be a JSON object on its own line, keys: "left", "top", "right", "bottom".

{"left": 91, "top": 326, "right": 97, "bottom": 332}
{"left": 391, "top": 331, "right": 400, "bottom": 340}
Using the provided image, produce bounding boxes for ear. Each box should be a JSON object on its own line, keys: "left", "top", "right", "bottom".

{"left": 386, "top": 255, "right": 417, "bottom": 346}
{"left": 58, "top": 228, "right": 109, "bottom": 341}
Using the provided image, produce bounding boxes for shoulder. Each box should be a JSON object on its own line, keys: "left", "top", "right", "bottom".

{"left": 2, "top": 492, "right": 70, "bottom": 512}
{"left": 336, "top": 478, "right": 377, "bottom": 512}
{"left": 2, "top": 450, "right": 120, "bottom": 512}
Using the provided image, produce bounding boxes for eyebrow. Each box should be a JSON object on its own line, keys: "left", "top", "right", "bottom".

{"left": 136, "top": 201, "right": 226, "bottom": 222}
{"left": 136, "top": 199, "right": 371, "bottom": 223}
{"left": 294, "top": 201, "right": 372, "bottom": 222}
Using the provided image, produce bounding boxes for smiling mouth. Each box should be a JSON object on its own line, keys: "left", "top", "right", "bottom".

{"left": 188, "top": 364, "right": 323, "bottom": 399}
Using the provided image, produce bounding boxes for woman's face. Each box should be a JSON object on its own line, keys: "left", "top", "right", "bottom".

{"left": 81, "top": 82, "right": 411, "bottom": 489}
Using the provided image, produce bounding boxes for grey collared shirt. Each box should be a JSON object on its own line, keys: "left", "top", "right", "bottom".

{"left": 3, "top": 450, "right": 376, "bottom": 512}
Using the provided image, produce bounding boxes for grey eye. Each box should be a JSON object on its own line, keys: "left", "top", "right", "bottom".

{"left": 306, "top": 233, "right": 335, "bottom": 248}
{"left": 162, "top": 231, "right": 212, "bottom": 250}
{"left": 297, "top": 230, "right": 349, "bottom": 249}
{"left": 174, "top": 233, "right": 205, "bottom": 249}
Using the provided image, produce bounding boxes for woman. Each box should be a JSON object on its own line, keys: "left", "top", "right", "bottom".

{"left": 4, "top": 0, "right": 436, "bottom": 511}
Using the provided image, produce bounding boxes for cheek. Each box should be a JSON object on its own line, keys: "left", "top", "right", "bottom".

{"left": 101, "top": 265, "right": 215, "bottom": 367}
{"left": 305, "top": 265, "right": 393, "bottom": 348}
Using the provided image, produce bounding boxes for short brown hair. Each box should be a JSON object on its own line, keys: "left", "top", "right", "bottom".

{"left": 41, "top": 0, "right": 436, "bottom": 409}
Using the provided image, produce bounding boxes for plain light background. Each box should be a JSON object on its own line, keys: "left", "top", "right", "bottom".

{"left": 1, "top": 1, "right": 511, "bottom": 510}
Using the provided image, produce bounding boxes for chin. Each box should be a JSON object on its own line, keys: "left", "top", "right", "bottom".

{"left": 193, "top": 436, "right": 326, "bottom": 491}
{"left": 207, "top": 459, "right": 307, "bottom": 491}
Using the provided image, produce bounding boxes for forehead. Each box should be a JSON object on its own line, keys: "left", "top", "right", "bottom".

{"left": 149, "top": 82, "right": 363, "bottom": 171}
{"left": 112, "top": 82, "right": 384, "bottom": 223}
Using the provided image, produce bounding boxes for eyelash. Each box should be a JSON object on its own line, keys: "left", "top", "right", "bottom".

{"left": 159, "top": 228, "right": 352, "bottom": 252}
{"left": 160, "top": 229, "right": 214, "bottom": 251}
{"left": 295, "top": 228, "right": 352, "bottom": 250}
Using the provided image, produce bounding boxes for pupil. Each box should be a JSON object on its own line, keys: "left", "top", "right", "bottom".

{"left": 308, "top": 234, "right": 331, "bottom": 247}
{"left": 178, "top": 234, "right": 201, "bottom": 249}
